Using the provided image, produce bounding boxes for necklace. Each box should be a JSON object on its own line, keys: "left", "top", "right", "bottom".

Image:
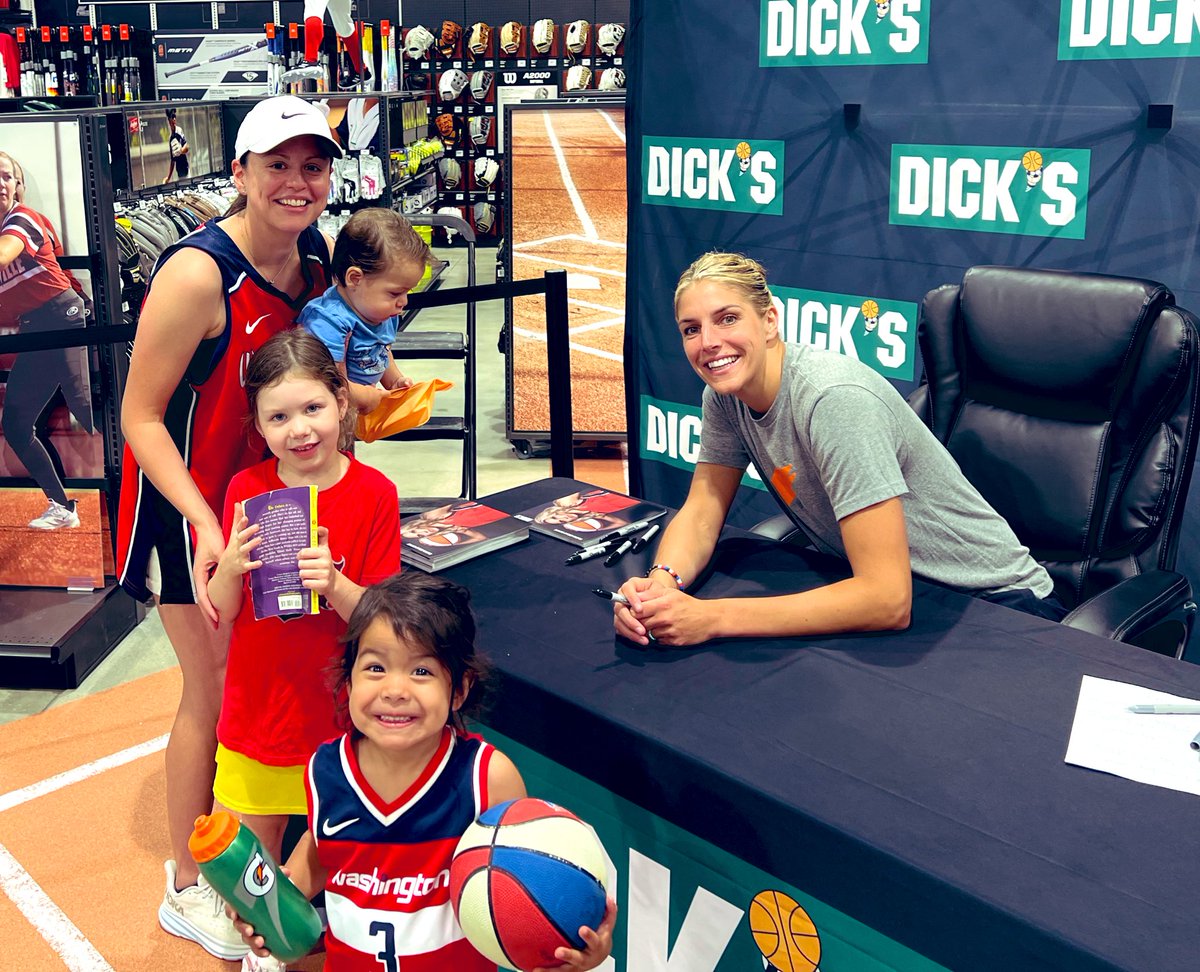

{"left": 237, "top": 217, "right": 296, "bottom": 287}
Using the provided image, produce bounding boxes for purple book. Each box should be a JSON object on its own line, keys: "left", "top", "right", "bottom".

{"left": 242, "top": 485, "right": 319, "bottom": 620}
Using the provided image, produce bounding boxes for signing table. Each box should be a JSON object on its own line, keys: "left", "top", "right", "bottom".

{"left": 445, "top": 479, "right": 1200, "bottom": 972}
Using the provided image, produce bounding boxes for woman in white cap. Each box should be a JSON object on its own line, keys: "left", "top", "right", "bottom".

{"left": 115, "top": 95, "right": 341, "bottom": 961}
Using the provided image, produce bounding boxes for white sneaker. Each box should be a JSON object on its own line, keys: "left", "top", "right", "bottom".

{"left": 242, "top": 953, "right": 288, "bottom": 971}
{"left": 28, "top": 499, "right": 80, "bottom": 530}
{"left": 157, "top": 859, "right": 248, "bottom": 961}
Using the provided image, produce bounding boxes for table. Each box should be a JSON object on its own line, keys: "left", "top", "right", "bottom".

{"left": 445, "top": 478, "right": 1200, "bottom": 972}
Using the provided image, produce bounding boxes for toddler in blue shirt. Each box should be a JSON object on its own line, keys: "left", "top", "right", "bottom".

{"left": 299, "top": 209, "right": 432, "bottom": 414}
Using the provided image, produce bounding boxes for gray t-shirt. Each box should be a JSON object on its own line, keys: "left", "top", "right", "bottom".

{"left": 698, "top": 343, "right": 1052, "bottom": 597}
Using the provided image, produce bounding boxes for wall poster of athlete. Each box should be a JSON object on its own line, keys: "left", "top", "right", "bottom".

{"left": 0, "top": 118, "right": 105, "bottom": 588}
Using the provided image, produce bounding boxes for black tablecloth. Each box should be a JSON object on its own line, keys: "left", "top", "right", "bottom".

{"left": 443, "top": 478, "right": 1200, "bottom": 972}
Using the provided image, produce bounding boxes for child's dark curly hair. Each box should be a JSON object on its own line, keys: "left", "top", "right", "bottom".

{"left": 331, "top": 572, "right": 488, "bottom": 734}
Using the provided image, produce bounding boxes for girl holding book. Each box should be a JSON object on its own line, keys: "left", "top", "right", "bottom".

{"left": 207, "top": 330, "right": 401, "bottom": 914}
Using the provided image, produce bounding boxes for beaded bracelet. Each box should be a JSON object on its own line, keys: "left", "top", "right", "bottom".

{"left": 646, "top": 564, "right": 685, "bottom": 589}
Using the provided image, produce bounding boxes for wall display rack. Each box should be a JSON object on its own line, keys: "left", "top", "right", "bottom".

{"left": 401, "top": 18, "right": 626, "bottom": 250}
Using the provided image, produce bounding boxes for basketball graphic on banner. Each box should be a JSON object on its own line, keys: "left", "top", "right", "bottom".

{"left": 748, "top": 890, "right": 822, "bottom": 972}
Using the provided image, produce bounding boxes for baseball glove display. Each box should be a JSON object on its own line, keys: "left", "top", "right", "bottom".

{"left": 470, "top": 70, "right": 494, "bottom": 101}
{"left": 438, "top": 20, "right": 463, "bottom": 57}
{"left": 403, "top": 24, "right": 435, "bottom": 60}
{"left": 565, "top": 64, "right": 592, "bottom": 90}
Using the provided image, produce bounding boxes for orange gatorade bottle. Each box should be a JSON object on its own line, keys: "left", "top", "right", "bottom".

{"left": 189, "top": 812, "right": 323, "bottom": 963}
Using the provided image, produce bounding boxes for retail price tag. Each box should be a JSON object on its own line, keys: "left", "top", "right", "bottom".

{"left": 485, "top": 59, "right": 494, "bottom": 67}
{"left": 289, "top": 22, "right": 299, "bottom": 39}
{"left": 83, "top": 26, "right": 93, "bottom": 41}
{"left": 119, "top": 24, "right": 130, "bottom": 41}
{"left": 583, "top": 58, "right": 591, "bottom": 65}
{"left": 454, "top": 106, "right": 461, "bottom": 113}
{"left": 15, "top": 27, "right": 25, "bottom": 43}
{"left": 614, "top": 57, "right": 623, "bottom": 65}
{"left": 102, "top": 25, "right": 113, "bottom": 41}
{"left": 60, "top": 27, "right": 71, "bottom": 43}
{"left": 517, "top": 59, "right": 526, "bottom": 67}
{"left": 41, "top": 26, "right": 51, "bottom": 42}
{"left": 128, "top": 114, "right": 141, "bottom": 134}
{"left": 453, "top": 60, "right": 462, "bottom": 68}
{"left": 265, "top": 23, "right": 276, "bottom": 38}
{"left": 380, "top": 19, "right": 390, "bottom": 36}
{"left": 548, "top": 58, "right": 558, "bottom": 66}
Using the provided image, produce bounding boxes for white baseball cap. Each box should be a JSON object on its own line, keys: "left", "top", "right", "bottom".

{"left": 234, "top": 96, "right": 343, "bottom": 159}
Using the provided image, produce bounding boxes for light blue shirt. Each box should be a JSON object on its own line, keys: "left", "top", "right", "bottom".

{"left": 298, "top": 285, "right": 398, "bottom": 385}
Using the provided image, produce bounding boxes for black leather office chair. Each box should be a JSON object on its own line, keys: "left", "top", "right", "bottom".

{"left": 918, "top": 266, "right": 1200, "bottom": 656}
{"left": 756, "top": 266, "right": 1200, "bottom": 656}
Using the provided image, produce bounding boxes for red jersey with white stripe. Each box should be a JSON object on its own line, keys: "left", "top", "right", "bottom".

{"left": 116, "top": 220, "right": 331, "bottom": 603}
{"left": 307, "top": 729, "right": 498, "bottom": 972}
{"left": 0, "top": 203, "right": 73, "bottom": 320}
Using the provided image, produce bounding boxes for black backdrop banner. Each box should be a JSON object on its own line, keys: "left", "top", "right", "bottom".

{"left": 624, "top": 0, "right": 1200, "bottom": 653}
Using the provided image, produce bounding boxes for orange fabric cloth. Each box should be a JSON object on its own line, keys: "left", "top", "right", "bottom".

{"left": 355, "top": 378, "right": 453, "bottom": 442}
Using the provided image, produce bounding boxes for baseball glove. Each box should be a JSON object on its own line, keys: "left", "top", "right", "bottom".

{"left": 566, "top": 20, "right": 590, "bottom": 54}
{"left": 532, "top": 19, "right": 555, "bottom": 54}
{"left": 438, "top": 20, "right": 462, "bottom": 56}
{"left": 565, "top": 64, "right": 592, "bottom": 90}
{"left": 467, "top": 22, "right": 492, "bottom": 56}
{"left": 435, "top": 112, "right": 458, "bottom": 145}
{"left": 500, "top": 21, "right": 523, "bottom": 54}
{"left": 597, "top": 23, "right": 625, "bottom": 55}
{"left": 403, "top": 24, "right": 435, "bottom": 60}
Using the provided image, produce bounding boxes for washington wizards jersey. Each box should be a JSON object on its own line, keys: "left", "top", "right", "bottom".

{"left": 307, "top": 729, "right": 498, "bottom": 971}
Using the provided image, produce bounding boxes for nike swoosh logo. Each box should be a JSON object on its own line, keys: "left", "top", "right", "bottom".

{"left": 281, "top": 111, "right": 307, "bottom": 119}
{"left": 322, "top": 817, "right": 359, "bottom": 837}
{"left": 246, "top": 314, "right": 269, "bottom": 334}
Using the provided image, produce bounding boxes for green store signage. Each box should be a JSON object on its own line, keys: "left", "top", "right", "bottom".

{"left": 485, "top": 728, "right": 950, "bottom": 971}
{"left": 889, "top": 143, "right": 1091, "bottom": 240}
{"left": 760, "top": 0, "right": 931, "bottom": 65}
{"left": 1059, "top": 0, "right": 1200, "bottom": 59}
{"left": 772, "top": 286, "right": 917, "bottom": 381}
{"left": 641, "top": 137, "right": 785, "bottom": 216}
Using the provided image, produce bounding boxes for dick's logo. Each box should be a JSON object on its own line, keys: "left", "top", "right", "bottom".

{"left": 890, "top": 143, "right": 1091, "bottom": 240}
{"left": 772, "top": 285, "right": 916, "bottom": 380}
{"left": 642, "top": 137, "right": 783, "bottom": 216}
{"left": 641, "top": 395, "right": 767, "bottom": 484}
{"left": 761, "top": 0, "right": 929, "bottom": 65}
{"left": 1059, "top": 0, "right": 1200, "bottom": 59}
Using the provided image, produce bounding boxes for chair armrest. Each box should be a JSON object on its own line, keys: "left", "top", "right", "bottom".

{"left": 749, "top": 512, "right": 810, "bottom": 546}
{"left": 1062, "top": 570, "right": 1195, "bottom": 655}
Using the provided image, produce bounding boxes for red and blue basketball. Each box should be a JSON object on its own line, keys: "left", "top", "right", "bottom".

{"left": 450, "top": 797, "right": 608, "bottom": 971}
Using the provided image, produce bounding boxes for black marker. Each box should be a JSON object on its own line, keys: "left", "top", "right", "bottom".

{"left": 629, "top": 522, "right": 660, "bottom": 554}
{"left": 598, "top": 518, "right": 655, "bottom": 544}
{"left": 603, "top": 537, "right": 635, "bottom": 567}
{"left": 564, "top": 540, "right": 615, "bottom": 566}
{"left": 591, "top": 588, "right": 629, "bottom": 605}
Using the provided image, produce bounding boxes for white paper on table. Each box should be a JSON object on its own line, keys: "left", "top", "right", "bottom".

{"left": 1064, "top": 675, "right": 1200, "bottom": 795}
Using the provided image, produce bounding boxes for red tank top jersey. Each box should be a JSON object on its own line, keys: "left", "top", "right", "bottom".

{"left": 307, "top": 729, "right": 498, "bottom": 972}
{"left": 116, "top": 221, "right": 331, "bottom": 601}
{"left": 0, "top": 203, "right": 73, "bottom": 319}
{"left": 218, "top": 455, "right": 400, "bottom": 766}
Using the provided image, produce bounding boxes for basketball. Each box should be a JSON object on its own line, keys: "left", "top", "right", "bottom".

{"left": 748, "top": 890, "right": 821, "bottom": 972}
{"left": 450, "top": 798, "right": 608, "bottom": 971}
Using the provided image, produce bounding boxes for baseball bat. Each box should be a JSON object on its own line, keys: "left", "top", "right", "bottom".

{"left": 165, "top": 39, "right": 268, "bottom": 78}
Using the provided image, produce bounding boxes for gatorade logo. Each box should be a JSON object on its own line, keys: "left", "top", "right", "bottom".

{"left": 890, "top": 143, "right": 1091, "bottom": 239}
{"left": 772, "top": 285, "right": 916, "bottom": 380}
{"left": 642, "top": 137, "right": 783, "bottom": 215}
{"left": 1059, "top": 0, "right": 1200, "bottom": 59}
{"left": 242, "top": 852, "right": 276, "bottom": 898}
{"left": 761, "top": 0, "right": 929, "bottom": 65}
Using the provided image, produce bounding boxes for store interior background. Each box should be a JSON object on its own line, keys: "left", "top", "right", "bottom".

{"left": 0, "top": 0, "right": 634, "bottom": 719}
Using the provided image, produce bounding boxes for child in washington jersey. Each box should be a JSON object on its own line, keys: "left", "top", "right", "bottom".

{"left": 298, "top": 208, "right": 432, "bottom": 416}
{"left": 233, "top": 572, "right": 617, "bottom": 972}
{"left": 207, "top": 329, "right": 401, "bottom": 933}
